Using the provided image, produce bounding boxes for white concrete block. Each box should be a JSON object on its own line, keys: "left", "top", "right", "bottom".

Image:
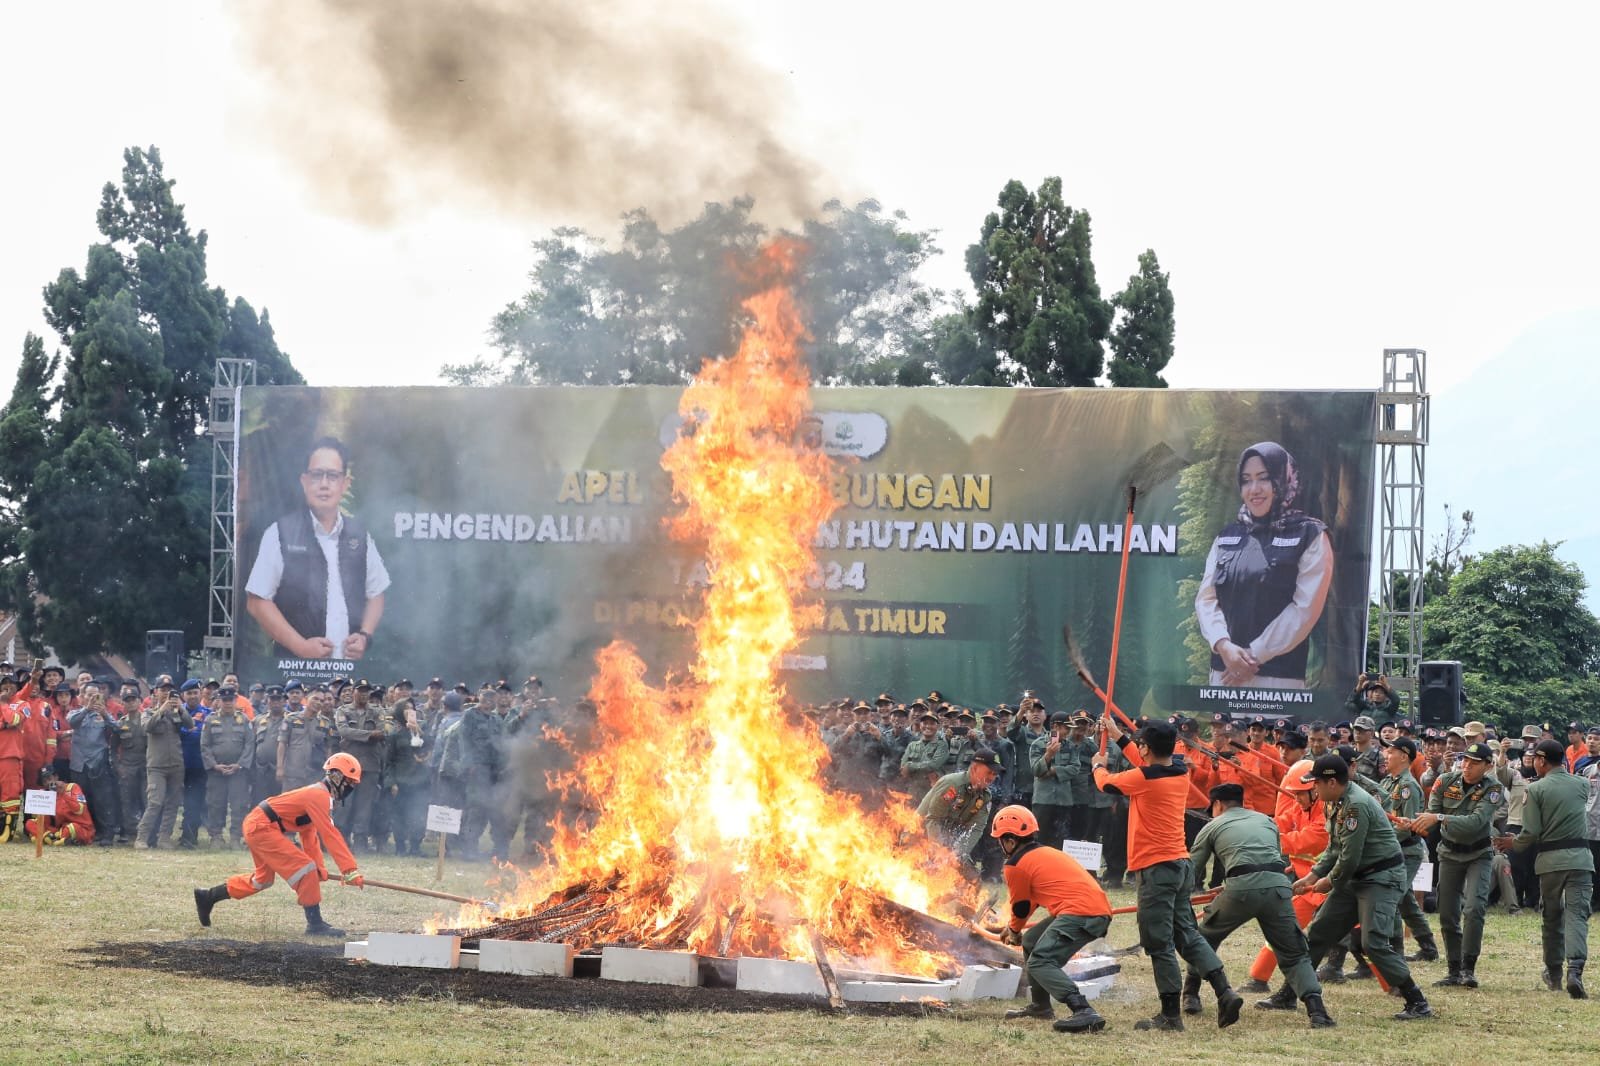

{"left": 343, "top": 940, "right": 368, "bottom": 960}
{"left": 599, "top": 946, "right": 701, "bottom": 987}
{"left": 735, "top": 956, "right": 828, "bottom": 998}
{"left": 478, "top": 939, "right": 575, "bottom": 978}
{"left": 1077, "top": 975, "right": 1115, "bottom": 1001}
{"left": 1065, "top": 953, "right": 1121, "bottom": 982}
{"left": 458, "top": 949, "right": 479, "bottom": 971}
{"left": 840, "top": 979, "right": 958, "bottom": 1003}
{"left": 365, "top": 932, "right": 461, "bottom": 969}
{"left": 953, "top": 964, "right": 1024, "bottom": 1001}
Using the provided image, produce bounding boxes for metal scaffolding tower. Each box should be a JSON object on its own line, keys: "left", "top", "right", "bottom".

{"left": 205, "top": 358, "right": 256, "bottom": 677}
{"left": 1375, "top": 348, "right": 1428, "bottom": 703}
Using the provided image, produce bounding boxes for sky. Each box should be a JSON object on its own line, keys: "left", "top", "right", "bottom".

{"left": 2, "top": 0, "right": 1598, "bottom": 599}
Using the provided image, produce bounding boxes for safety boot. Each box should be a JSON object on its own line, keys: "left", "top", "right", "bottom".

{"left": 1347, "top": 958, "right": 1374, "bottom": 980}
{"left": 303, "top": 904, "right": 346, "bottom": 938}
{"left": 0, "top": 812, "right": 14, "bottom": 844}
{"left": 1458, "top": 955, "right": 1479, "bottom": 988}
{"left": 1303, "top": 992, "right": 1336, "bottom": 1029}
{"left": 1567, "top": 965, "right": 1587, "bottom": 1000}
{"left": 1316, "top": 947, "right": 1347, "bottom": 985}
{"left": 1406, "top": 935, "right": 1439, "bottom": 962}
{"left": 1004, "top": 986, "right": 1055, "bottom": 1021}
{"left": 193, "top": 884, "right": 229, "bottom": 927}
{"left": 1542, "top": 967, "right": 1562, "bottom": 991}
{"left": 1133, "top": 993, "right": 1185, "bottom": 1032}
{"left": 1434, "top": 962, "right": 1464, "bottom": 987}
{"left": 1238, "top": 977, "right": 1272, "bottom": 994}
{"left": 1052, "top": 992, "right": 1106, "bottom": 1034}
{"left": 1255, "top": 983, "right": 1298, "bottom": 1011}
{"left": 1206, "top": 967, "right": 1244, "bottom": 1029}
{"left": 1180, "top": 970, "right": 1203, "bottom": 1015}
{"left": 1393, "top": 982, "right": 1434, "bottom": 1020}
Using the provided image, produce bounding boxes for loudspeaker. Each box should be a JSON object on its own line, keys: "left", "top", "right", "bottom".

{"left": 144, "top": 630, "right": 186, "bottom": 685}
{"left": 1417, "top": 660, "right": 1463, "bottom": 726}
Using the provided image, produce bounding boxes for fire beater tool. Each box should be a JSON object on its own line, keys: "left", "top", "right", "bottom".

{"left": 359, "top": 878, "right": 500, "bottom": 911}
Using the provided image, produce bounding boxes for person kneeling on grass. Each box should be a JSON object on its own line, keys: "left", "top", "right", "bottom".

{"left": 993, "top": 804, "right": 1112, "bottom": 1034}
{"left": 25, "top": 765, "right": 95, "bottom": 845}
{"left": 193, "top": 753, "right": 366, "bottom": 937}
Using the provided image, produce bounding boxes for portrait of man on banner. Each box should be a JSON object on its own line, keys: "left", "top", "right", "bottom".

{"left": 1194, "top": 441, "right": 1333, "bottom": 689}
{"left": 244, "top": 435, "right": 391, "bottom": 663}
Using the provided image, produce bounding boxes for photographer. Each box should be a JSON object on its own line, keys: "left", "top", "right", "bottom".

{"left": 828, "top": 701, "right": 886, "bottom": 797}
{"left": 135, "top": 680, "right": 194, "bottom": 849}
{"left": 66, "top": 683, "right": 120, "bottom": 847}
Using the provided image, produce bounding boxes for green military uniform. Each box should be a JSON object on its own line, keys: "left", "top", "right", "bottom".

{"left": 916, "top": 769, "right": 992, "bottom": 862}
{"left": 1511, "top": 764, "right": 1593, "bottom": 991}
{"left": 251, "top": 711, "right": 288, "bottom": 805}
{"left": 1191, "top": 805, "right": 1323, "bottom": 1005}
{"left": 1304, "top": 782, "right": 1421, "bottom": 997}
{"left": 1370, "top": 767, "right": 1435, "bottom": 956}
{"left": 200, "top": 706, "right": 255, "bottom": 845}
{"left": 1006, "top": 723, "right": 1047, "bottom": 804}
{"left": 278, "top": 710, "right": 326, "bottom": 789}
{"left": 1426, "top": 766, "right": 1505, "bottom": 978}
{"left": 1030, "top": 734, "right": 1077, "bottom": 851}
{"left": 134, "top": 699, "right": 193, "bottom": 848}
{"left": 900, "top": 735, "right": 949, "bottom": 800}
{"left": 335, "top": 701, "right": 388, "bottom": 848}
{"left": 112, "top": 710, "right": 147, "bottom": 842}
{"left": 943, "top": 731, "right": 977, "bottom": 774}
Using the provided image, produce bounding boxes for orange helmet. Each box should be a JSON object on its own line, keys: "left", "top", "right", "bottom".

{"left": 323, "top": 753, "right": 362, "bottom": 784}
{"left": 1283, "top": 759, "right": 1316, "bottom": 792}
{"left": 990, "top": 804, "right": 1040, "bottom": 838}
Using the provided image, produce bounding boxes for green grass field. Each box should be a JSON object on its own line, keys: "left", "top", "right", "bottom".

{"left": 1, "top": 840, "right": 1593, "bottom": 1065}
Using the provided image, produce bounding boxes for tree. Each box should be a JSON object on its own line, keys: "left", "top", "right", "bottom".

{"left": 1107, "top": 250, "right": 1175, "bottom": 387}
{"left": 1424, "top": 542, "right": 1600, "bottom": 728}
{"left": 0, "top": 147, "right": 302, "bottom": 661}
{"left": 1005, "top": 571, "right": 1053, "bottom": 706}
{"left": 461, "top": 198, "right": 954, "bottom": 387}
{"left": 966, "top": 177, "right": 1113, "bottom": 387}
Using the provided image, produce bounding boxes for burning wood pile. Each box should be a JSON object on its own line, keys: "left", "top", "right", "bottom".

{"left": 432, "top": 874, "right": 1019, "bottom": 974}
{"left": 414, "top": 240, "right": 1005, "bottom": 982}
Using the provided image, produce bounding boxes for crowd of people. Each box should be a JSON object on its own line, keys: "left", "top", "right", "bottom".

{"left": 2, "top": 657, "right": 1596, "bottom": 1026}
{"left": 0, "top": 662, "right": 583, "bottom": 862}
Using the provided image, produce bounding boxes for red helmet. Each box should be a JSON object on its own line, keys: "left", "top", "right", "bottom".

{"left": 323, "top": 753, "right": 362, "bottom": 784}
{"left": 990, "top": 804, "right": 1040, "bottom": 839}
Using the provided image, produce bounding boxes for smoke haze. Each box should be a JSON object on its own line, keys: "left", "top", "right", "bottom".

{"left": 240, "top": 0, "right": 830, "bottom": 228}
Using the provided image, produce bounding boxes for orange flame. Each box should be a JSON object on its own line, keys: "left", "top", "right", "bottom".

{"left": 457, "top": 238, "right": 968, "bottom": 974}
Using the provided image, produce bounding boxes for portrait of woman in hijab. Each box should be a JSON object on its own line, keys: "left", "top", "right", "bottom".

{"left": 1194, "top": 441, "right": 1333, "bottom": 689}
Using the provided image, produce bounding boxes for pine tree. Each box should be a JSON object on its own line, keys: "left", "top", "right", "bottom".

{"left": 1107, "top": 250, "right": 1175, "bottom": 388}
{"left": 966, "top": 177, "right": 1113, "bottom": 387}
{"left": 3, "top": 147, "right": 302, "bottom": 660}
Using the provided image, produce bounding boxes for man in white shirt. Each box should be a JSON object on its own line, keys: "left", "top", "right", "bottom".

{"left": 246, "top": 436, "right": 390, "bottom": 661}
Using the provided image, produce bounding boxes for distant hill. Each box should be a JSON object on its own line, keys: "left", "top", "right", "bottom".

{"left": 1426, "top": 307, "right": 1600, "bottom": 610}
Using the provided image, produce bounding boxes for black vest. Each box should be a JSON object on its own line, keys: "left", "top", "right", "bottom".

{"left": 1208, "top": 513, "right": 1326, "bottom": 680}
{"left": 273, "top": 509, "right": 369, "bottom": 645}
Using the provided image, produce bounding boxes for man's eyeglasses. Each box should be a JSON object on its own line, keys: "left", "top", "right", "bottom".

{"left": 303, "top": 468, "right": 347, "bottom": 484}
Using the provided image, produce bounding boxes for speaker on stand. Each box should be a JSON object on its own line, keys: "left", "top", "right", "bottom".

{"left": 1417, "top": 660, "right": 1463, "bottom": 726}
{"left": 144, "top": 629, "right": 186, "bottom": 685}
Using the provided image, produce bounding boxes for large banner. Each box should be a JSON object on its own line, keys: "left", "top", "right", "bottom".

{"left": 234, "top": 387, "right": 1376, "bottom": 718}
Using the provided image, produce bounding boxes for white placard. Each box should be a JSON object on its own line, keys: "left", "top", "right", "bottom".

{"left": 24, "top": 789, "right": 57, "bottom": 816}
{"left": 1413, "top": 860, "right": 1433, "bottom": 893}
{"left": 1063, "top": 838, "right": 1103, "bottom": 872}
{"left": 426, "top": 805, "right": 462, "bottom": 834}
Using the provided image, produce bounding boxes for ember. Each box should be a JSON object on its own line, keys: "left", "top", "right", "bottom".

{"left": 433, "top": 239, "right": 982, "bottom": 976}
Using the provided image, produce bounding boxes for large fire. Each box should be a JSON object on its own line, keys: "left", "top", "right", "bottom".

{"left": 442, "top": 239, "right": 973, "bottom": 974}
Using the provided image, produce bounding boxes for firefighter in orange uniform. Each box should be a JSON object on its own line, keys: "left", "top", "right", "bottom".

{"left": 1248, "top": 759, "right": 1328, "bottom": 1002}
{"left": 992, "top": 805, "right": 1112, "bottom": 1034}
{"left": 0, "top": 664, "right": 44, "bottom": 842}
{"left": 24, "top": 765, "right": 95, "bottom": 844}
{"left": 192, "top": 753, "right": 365, "bottom": 937}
